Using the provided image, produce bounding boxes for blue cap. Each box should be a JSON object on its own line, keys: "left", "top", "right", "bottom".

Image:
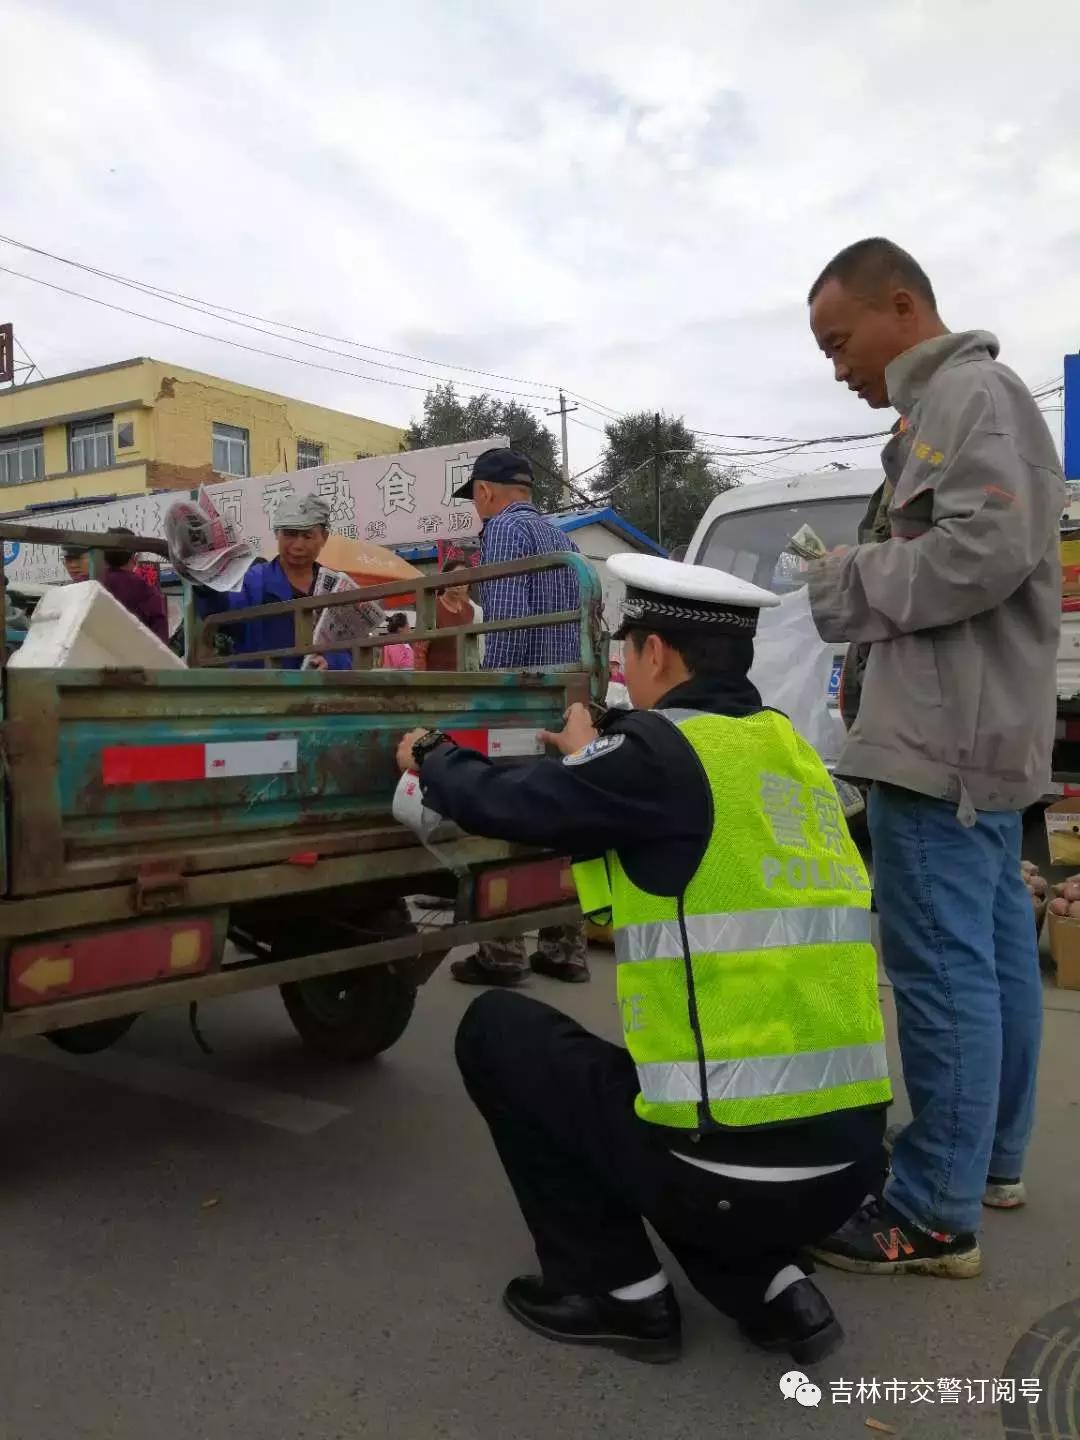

{"left": 453, "top": 448, "right": 534, "bottom": 500}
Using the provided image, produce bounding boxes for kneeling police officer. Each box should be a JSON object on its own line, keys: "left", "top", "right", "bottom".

{"left": 396, "top": 554, "right": 890, "bottom": 1364}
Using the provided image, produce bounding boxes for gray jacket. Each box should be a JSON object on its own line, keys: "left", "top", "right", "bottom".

{"left": 809, "top": 330, "right": 1065, "bottom": 818}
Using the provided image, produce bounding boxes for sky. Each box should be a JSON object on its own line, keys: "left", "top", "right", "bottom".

{"left": 1, "top": 0, "right": 1077, "bottom": 484}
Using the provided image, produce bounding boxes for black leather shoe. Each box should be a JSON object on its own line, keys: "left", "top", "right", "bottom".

{"left": 503, "top": 1276, "right": 681, "bottom": 1363}
{"left": 738, "top": 1278, "right": 844, "bottom": 1364}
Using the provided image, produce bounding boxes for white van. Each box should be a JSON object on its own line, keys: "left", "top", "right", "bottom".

{"left": 684, "top": 468, "right": 882, "bottom": 765}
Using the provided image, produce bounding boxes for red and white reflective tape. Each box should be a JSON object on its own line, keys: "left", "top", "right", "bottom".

{"left": 446, "top": 728, "right": 544, "bottom": 758}
{"left": 102, "top": 739, "right": 298, "bottom": 786}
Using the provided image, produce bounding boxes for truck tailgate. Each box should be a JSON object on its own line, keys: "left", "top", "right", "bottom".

{"left": 3, "top": 666, "right": 588, "bottom": 896}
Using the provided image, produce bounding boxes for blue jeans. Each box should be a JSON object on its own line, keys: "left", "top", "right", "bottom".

{"left": 870, "top": 783, "right": 1043, "bottom": 1235}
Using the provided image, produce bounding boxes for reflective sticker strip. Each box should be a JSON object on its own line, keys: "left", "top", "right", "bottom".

{"left": 103, "top": 740, "right": 298, "bottom": 786}
{"left": 204, "top": 740, "right": 297, "bottom": 778}
{"left": 446, "top": 729, "right": 544, "bottom": 757}
{"left": 637, "top": 1042, "right": 890, "bottom": 1104}
{"left": 488, "top": 729, "right": 544, "bottom": 757}
{"left": 102, "top": 744, "right": 205, "bottom": 785}
{"left": 615, "top": 906, "right": 871, "bottom": 965}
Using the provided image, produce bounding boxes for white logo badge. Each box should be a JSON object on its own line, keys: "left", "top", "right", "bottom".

{"left": 779, "top": 1372, "right": 822, "bottom": 1407}
{"left": 562, "top": 733, "right": 625, "bottom": 767}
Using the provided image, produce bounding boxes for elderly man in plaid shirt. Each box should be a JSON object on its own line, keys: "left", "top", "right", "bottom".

{"left": 449, "top": 447, "right": 590, "bottom": 986}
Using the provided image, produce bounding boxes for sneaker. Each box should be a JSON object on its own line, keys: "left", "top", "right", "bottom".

{"left": 502, "top": 1275, "right": 681, "bottom": 1363}
{"left": 449, "top": 954, "right": 524, "bottom": 987}
{"left": 529, "top": 952, "right": 590, "bottom": 983}
{"left": 738, "top": 1278, "right": 844, "bottom": 1364}
{"left": 983, "top": 1176, "right": 1027, "bottom": 1210}
{"left": 806, "top": 1197, "right": 982, "bottom": 1278}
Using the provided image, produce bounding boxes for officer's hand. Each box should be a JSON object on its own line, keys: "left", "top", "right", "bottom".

{"left": 397, "top": 728, "right": 431, "bottom": 773}
{"left": 539, "top": 703, "right": 599, "bottom": 757}
{"left": 307, "top": 654, "right": 330, "bottom": 671}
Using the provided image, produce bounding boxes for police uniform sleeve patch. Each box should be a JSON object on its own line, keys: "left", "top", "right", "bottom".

{"left": 563, "top": 734, "right": 626, "bottom": 766}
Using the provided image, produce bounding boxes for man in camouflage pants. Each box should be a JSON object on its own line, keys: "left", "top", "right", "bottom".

{"left": 472, "top": 925, "right": 590, "bottom": 986}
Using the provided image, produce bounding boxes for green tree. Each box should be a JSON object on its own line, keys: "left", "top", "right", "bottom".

{"left": 403, "top": 383, "right": 564, "bottom": 511}
{"left": 589, "top": 412, "right": 739, "bottom": 551}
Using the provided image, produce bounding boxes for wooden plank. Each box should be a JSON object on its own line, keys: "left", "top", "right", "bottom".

{"left": 0, "top": 521, "right": 168, "bottom": 557}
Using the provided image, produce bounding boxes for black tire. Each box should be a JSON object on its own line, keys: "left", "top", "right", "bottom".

{"left": 280, "top": 965, "right": 417, "bottom": 1062}
{"left": 44, "top": 1014, "right": 138, "bottom": 1055}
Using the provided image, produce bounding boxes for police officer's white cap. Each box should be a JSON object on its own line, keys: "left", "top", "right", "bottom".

{"left": 608, "top": 553, "right": 780, "bottom": 639}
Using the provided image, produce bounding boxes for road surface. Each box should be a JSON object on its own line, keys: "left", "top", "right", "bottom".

{"left": 1, "top": 944, "right": 1077, "bottom": 1440}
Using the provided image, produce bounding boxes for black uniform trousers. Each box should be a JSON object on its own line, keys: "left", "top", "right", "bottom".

{"left": 456, "top": 991, "right": 878, "bottom": 1320}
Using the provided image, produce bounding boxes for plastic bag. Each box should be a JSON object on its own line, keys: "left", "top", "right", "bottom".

{"left": 749, "top": 584, "right": 841, "bottom": 761}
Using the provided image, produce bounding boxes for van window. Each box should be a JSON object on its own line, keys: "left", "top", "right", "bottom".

{"left": 695, "top": 496, "right": 872, "bottom": 592}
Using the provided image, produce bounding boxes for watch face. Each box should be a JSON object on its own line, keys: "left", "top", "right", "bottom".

{"left": 413, "top": 732, "right": 443, "bottom": 762}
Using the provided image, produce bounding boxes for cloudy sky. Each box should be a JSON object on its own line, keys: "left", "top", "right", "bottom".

{"left": 2, "top": 0, "right": 1076, "bottom": 481}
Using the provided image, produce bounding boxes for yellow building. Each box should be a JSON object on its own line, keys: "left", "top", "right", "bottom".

{"left": 0, "top": 357, "right": 404, "bottom": 511}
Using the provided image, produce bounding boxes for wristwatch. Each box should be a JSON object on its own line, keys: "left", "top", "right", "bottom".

{"left": 411, "top": 730, "right": 452, "bottom": 769}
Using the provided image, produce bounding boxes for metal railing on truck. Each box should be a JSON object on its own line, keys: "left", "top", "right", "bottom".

{"left": 190, "top": 550, "right": 605, "bottom": 683}
{"left": 0, "top": 523, "right": 606, "bottom": 682}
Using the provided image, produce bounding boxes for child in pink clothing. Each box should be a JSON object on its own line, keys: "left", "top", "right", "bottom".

{"left": 381, "top": 613, "right": 415, "bottom": 669}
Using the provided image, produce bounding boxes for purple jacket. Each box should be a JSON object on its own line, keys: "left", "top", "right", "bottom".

{"left": 102, "top": 568, "right": 170, "bottom": 644}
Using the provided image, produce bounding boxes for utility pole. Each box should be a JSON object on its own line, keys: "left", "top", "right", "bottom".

{"left": 653, "top": 411, "right": 662, "bottom": 548}
{"left": 546, "top": 390, "right": 578, "bottom": 506}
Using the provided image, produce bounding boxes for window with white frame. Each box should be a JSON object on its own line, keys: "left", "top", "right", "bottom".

{"left": 0, "top": 430, "right": 44, "bottom": 486}
{"left": 69, "top": 416, "right": 114, "bottom": 473}
{"left": 212, "top": 422, "right": 249, "bottom": 477}
{"left": 297, "top": 438, "right": 324, "bottom": 469}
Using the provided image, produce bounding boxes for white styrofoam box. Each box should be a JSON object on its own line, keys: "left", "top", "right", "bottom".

{"left": 9, "top": 581, "right": 187, "bottom": 670}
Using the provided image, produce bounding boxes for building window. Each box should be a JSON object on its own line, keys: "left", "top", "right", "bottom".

{"left": 297, "top": 439, "right": 324, "bottom": 469}
{"left": 69, "top": 416, "right": 114, "bottom": 473}
{"left": 213, "top": 421, "right": 249, "bottom": 477}
{"left": 0, "top": 430, "right": 44, "bottom": 486}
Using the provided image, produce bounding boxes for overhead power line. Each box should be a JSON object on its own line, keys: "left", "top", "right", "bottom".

{"left": 0, "top": 232, "right": 626, "bottom": 417}
{"left": 568, "top": 415, "right": 609, "bottom": 435}
{"left": 0, "top": 263, "right": 567, "bottom": 409}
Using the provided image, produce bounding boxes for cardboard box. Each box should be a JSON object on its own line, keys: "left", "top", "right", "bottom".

{"left": 1062, "top": 537, "right": 1080, "bottom": 598}
{"left": 1047, "top": 909, "right": 1080, "bottom": 990}
{"left": 1044, "top": 798, "right": 1080, "bottom": 866}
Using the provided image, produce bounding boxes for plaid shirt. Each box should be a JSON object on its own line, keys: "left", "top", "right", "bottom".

{"left": 478, "top": 503, "right": 581, "bottom": 668}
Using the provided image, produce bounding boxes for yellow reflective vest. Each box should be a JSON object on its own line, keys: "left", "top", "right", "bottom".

{"left": 574, "top": 707, "right": 891, "bottom": 1131}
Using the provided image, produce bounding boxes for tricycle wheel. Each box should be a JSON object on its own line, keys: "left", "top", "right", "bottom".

{"left": 44, "top": 1014, "right": 138, "bottom": 1054}
{"left": 280, "top": 965, "right": 416, "bottom": 1062}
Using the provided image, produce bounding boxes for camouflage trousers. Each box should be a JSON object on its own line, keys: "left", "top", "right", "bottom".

{"left": 477, "top": 923, "right": 589, "bottom": 975}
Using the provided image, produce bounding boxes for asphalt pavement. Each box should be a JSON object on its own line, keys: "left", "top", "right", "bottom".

{"left": 1, "top": 943, "right": 1078, "bottom": 1440}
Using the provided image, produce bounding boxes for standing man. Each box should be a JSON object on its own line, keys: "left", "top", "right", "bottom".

{"left": 804, "top": 237, "right": 1065, "bottom": 1276}
{"left": 396, "top": 554, "right": 890, "bottom": 1364}
{"left": 449, "top": 447, "right": 589, "bottom": 986}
